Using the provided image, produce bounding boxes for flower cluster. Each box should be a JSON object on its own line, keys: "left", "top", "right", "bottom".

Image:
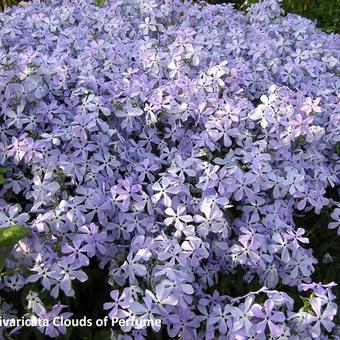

{"left": 0, "top": 0, "right": 339, "bottom": 338}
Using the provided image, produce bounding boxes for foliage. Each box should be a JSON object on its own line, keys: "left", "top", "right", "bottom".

{"left": 0, "top": 225, "right": 28, "bottom": 278}
{"left": 0, "top": 225, "right": 28, "bottom": 247}
{"left": 0, "top": 0, "right": 21, "bottom": 11}
{"left": 94, "top": 0, "right": 106, "bottom": 7}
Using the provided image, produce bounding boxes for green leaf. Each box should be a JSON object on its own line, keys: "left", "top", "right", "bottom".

{"left": 336, "top": 142, "right": 340, "bottom": 155}
{"left": 300, "top": 294, "right": 314, "bottom": 313}
{"left": 94, "top": 0, "right": 106, "bottom": 7}
{"left": 297, "top": 135, "right": 306, "bottom": 144}
{"left": 0, "top": 246, "right": 12, "bottom": 273}
{"left": 0, "top": 254, "right": 5, "bottom": 273}
{"left": 0, "top": 225, "right": 28, "bottom": 246}
{"left": 0, "top": 168, "right": 5, "bottom": 185}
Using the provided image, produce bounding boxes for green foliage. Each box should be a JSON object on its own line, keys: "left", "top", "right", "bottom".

{"left": 336, "top": 142, "right": 340, "bottom": 155}
{"left": 94, "top": 0, "right": 106, "bottom": 7}
{"left": 299, "top": 293, "right": 315, "bottom": 314}
{"left": 0, "top": 168, "right": 5, "bottom": 185}
{"left": 0, "top": 248, "right": 7, "bottom": 273}
{"left": 0, "top": 225, "right": 28, "bottom": 274}
{"left": 282, "top": 0, "right": 339, "bottom": 33}
{"left": 0, "top": 0, "right": 20, "bottom": 11}
{"left": 0, "top": 225, "right": 29, "bottom": 247}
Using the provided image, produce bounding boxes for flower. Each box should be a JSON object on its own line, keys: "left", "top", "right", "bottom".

{"left": 306, "top": 297, "right": 337, "bottom": 338}
{"left": 0, "top": 0, "right": 339, "bottom": 338}
{"left": 164, "top": 205, "right": 193, "bottom": 237}
{"left": 250, "top": 299, "right": 285, "bottom": 337}
{"left": 328, "top": 208, "right": 340, "bottom": 235}
{"left": 103, "top": 289, "right": 130, "bottom": 320}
